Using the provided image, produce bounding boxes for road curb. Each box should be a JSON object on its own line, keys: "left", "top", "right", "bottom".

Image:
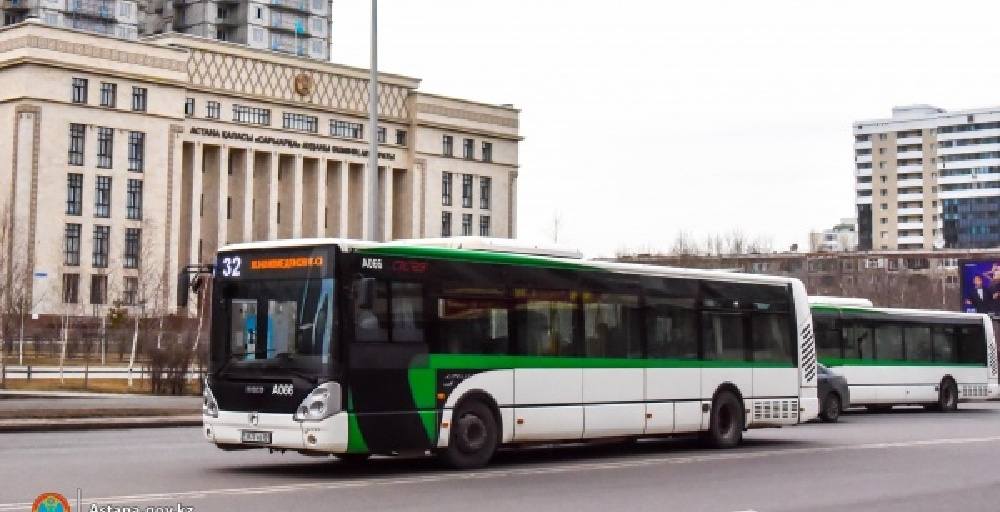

{"left": 0, "top": 415, "right": 202, "bottom": 433}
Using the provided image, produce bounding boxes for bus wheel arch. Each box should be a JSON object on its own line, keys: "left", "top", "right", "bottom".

{"left": 703, "top": 383, "right": 745, "bottom": 449}
{"left": 441, "top": 391, "right": 501, "bottom": 469}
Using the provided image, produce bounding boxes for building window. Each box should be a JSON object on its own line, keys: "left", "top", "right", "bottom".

{"left": 66, "top": 173, "right": 83, "bottom": 215}
{"left": 282, "top": 112, "right": 318, "bottom": 133}
{"left": 395, "top": 129, "right": 407, "bottom": 146}
{"left": 233, "top": 104, "right": 271, "bottom": 126}
{"left": 442, "top": 172, "right": 453, "bottom": 206}
{"left": 68, "top": 123, "right": 85, "bottom": 166}
{"left": 97, "top": 127, "right": 113, "bottom": 169}
{"left": 64, "top": 223, "right": 81, "bottom": 266}
{"left": 462, "top": 174, "right": 473, "bottom": 208}
{"left": 99, "top": 82, "right": 116, "bottom": 107}
{"left": 123, "top": 227, "right": 141, "bottom": 269}
{"left": 377, "top": 127, "right": 387, "bottom": 144}
{"left": 441, "top": 212, "right": 452, "bottom": 237}
{"left": 131, "top": 87, "right": 147, "bottom": 112}
{"left": 482, "top": 141, "right": 492, "bottom": 163}
{"left": 330, "top": 120, "right": 363, "bottom": 139}
{"left": 94, "top": 176, "right": 112, "bottom": 218}
{"left": 479, "top": 215, "right": 490, "bottom": 236}
{"left": 123, "top": 276, "right": 139, "bottom": 306}
{"left": 480, "top": 176, "right": 491, "bottom": 210}
{"left": 127, "top": 179, "right": 143, "bottom": 220}
{"left": 206, "top": 101, "right": 220, "bottom": 119}
{"left": 128, "top": 131, "right": 144, "bottom": 172}
{"left": 92, "top": 225, "right": 110, "bottom": 268}
{"left": 90, "top": 274, "right": 107, "bottom": 305}
{"left": 62, "top": 274, "right": 79, "bottom": 304}
{"left": 71, "top": 78, "right": 88, "bottom": 104}
{"left": 461, "top": 213, "right": 473, "bottom": 236}
{"left": 463, "top": 138, "right": 474, "bottom": 160}
{"left": 184, "top": 97, "right": 195, "bottom": 117}
{"left": 443, "top": 135, "right": 454, "bottom": 156}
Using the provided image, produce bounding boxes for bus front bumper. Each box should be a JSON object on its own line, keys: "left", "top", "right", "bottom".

{"left": 203, "top": 410, "right": 349, "bottom": 453}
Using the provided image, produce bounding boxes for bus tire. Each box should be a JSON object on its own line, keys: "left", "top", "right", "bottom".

{"left": 442, "top": 399, "right": 499, "bottom": 469}
{"left": 819, "top": 392, "right": 842, "bottom": 423}
{"left": 333, "top": 453, "right": 371, "bottom": 464}
{"left": 938, "top": 379, "right": 958, "bottom": 412}
{"left": 704, "top": 391, "right": 744, "bottom": 449}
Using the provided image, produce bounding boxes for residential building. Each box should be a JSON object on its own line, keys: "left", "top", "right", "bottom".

{"left": 855, "top": 104, "right": 1000, "bottom": 251}
{"left": 809, "top": 217, "right": 858, "bottom": 253}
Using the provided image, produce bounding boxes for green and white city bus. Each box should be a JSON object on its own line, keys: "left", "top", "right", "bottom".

{"left": 812, "top": 300, "right": 999, "bottom": 412}
{"left": 201, "top": 238, "right": 819, "bottom": 468}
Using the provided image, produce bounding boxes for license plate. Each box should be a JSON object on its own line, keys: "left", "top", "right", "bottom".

{"left": 241, "top": 430, "right": 272, "bottom": 445}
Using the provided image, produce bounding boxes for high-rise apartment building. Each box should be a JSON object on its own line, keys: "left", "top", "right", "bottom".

{"left": 1, "top": 0, "right": 139, "bottom": 39}
{"left": 855, "top": 105, "right": 1000, "bottom": 251}
{"left": 1, "top": 0, "right": 331, "bottom": 60}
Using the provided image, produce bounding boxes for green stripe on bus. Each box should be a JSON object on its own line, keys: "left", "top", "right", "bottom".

{"left": 419, "top": 354, "right": 795, "bottom": 369}
{"left": 346, "top": 413, "right": 369, "bottom": 454}
{"left": 357, "top": 246, "right": 593, "bottom": 271}
{"left": 820, "top": 357, "right": 986, "bottom": 368}
{"left": 407, "top": 368, "right": 438, "bottom": 443}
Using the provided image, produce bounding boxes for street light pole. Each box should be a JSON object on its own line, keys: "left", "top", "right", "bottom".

{"left": 365, "top": 0, "right": 380, "bottom": 241}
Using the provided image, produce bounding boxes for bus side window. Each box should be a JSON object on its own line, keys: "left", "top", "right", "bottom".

{"left": 583, "top": 292, "right": 641, "bottom": 358}
{"left": 932, "top": 326, "right": 956, "bottom": 363}
{"left": 514, "top": 288, "right": 579, "bottom": 357}
{"left": 701, "top": 311, "right": 746, "bottom": 362}
{"left": 875, "top": 325, "right": 904, "bottom": 361}
{"left": 751, "top": 312, "right": 794, "bottom": 364}
{"left": 904, "top": 326, "right": 932, "bottom": 362}
{"left": 814, "top": 316, "right": 843, "bottom": 360}
{"left": 391, "top": 282, "right": 424, "bottom": 343}
{"left": 354, "top": 280, "right": 388, "bottom": 342}
{"left": 646, "top": 297, "right": 698, "bottom": 360}
{"left": 436, "top": 290, "right": 509, "bottom": 355}
{"left": 956, "top": 325, "right": 987, "bottom": 364}
{"left": 843, "top": 323, "right": 874, "bottom": 360}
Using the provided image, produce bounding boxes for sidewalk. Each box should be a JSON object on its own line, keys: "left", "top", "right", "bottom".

{"left": 0, "top": 390, "right": 202, "bottom": 432}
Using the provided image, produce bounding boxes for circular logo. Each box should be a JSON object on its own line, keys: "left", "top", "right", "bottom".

{"left": 293, "top": 73, "right": 313, "bottom": 96}
{"left": 32, "top": 493, "right": 70, "bottom": 512}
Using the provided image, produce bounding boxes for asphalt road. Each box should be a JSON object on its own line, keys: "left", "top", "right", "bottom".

{"left": 4, "top": 404, "right": 1000, "bottom": 512}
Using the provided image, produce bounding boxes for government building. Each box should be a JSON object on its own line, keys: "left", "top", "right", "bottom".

{"left": 854, "top": 104, "right": 1000, "bottom": 251}
{"left": 0, "top": 20, "right": 520, "bottom": 317}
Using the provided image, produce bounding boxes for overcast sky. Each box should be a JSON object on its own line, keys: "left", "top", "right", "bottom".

{"left": 331, "top": 1, "right": 1000, "bottom": 257}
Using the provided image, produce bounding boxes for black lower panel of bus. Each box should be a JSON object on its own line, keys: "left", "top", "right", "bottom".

{"left": 350, "top": 369, "right": 435, "bottom": 454}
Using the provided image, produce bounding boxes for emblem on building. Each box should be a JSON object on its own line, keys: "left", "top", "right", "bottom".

{"left": 293, "top": 73, "right": 314, "bottom": 96}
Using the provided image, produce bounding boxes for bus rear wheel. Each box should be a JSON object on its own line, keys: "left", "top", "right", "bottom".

{"left": 938, "top": 379, "right": 959, "bottom": 412}
{"left": 819, "top": 393, "right": 842, "bottom": 423}
{"left": 703, "top": 391, "right": 744, "bottom": 449}
{"left": 442, "top": 400, "right": 499, "bottom": 469}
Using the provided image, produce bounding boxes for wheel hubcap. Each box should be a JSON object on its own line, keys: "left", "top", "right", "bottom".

{"left": 456, "top": 413, "right": 487, "bottom": 453}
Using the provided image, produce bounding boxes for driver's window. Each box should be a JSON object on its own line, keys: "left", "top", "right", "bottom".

{"left": 267, "top": 300, "right": 297, "bottom": 357}
{"left": 354, "top": 280, "right": 389, "bottom": 342}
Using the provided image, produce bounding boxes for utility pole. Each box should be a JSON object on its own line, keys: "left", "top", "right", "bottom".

{"left": 364, "top": 0, "right": 380, "bottom": 241}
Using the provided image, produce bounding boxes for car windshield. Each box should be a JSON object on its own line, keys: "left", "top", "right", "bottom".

{"left": 221, "top": 277, "right": 336, "bottom": 373}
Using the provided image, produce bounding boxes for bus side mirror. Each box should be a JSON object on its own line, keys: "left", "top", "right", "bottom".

{"left": 357, "top": 278, "right": 376, "bottom": 309}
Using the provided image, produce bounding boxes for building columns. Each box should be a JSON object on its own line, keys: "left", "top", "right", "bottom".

{"left": 243, "top": 148, "right": 254, "bottom": 242}
{"left": 383, "top": 167, "right": 394, "bottom": 241}
{"left": 217, "top": 146, "right": 230, "bottom": 249}
{"left": 316, "top": 158, "right": 328, "bottom": 237}
{"left": 268, "top": 151, "right": 279, "bottom": 240}
{"left": 292, "top": 154, "right": 304, "bottom": 238}
{"left": 339, "top": 161, "right": 350, "bottom": 237}
{"left": 189, "top": 142, "right": 204, "bottom": 263}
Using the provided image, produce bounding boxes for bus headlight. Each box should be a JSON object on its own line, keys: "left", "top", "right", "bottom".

{"left": 203, "top": 380, "right": 219, "bottom": 418}
{"left": 294, "top": 382, "right": 341, "bottom": 422}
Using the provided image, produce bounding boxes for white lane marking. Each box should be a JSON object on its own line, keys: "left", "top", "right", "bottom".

{"left": 3, "top": 435, "right": 1000, "bottom": 511}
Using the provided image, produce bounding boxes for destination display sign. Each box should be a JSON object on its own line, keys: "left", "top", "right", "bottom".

{"left": 217, "top": 247, "right": 335, "bottom": 280}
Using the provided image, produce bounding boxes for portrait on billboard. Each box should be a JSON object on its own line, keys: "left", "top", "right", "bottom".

{"left": 960, "top": 260, "right": 1000, "bottom": 318}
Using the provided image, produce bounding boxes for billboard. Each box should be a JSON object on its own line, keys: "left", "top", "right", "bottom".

{"left": 960, "top": 260, "right": 1000, "bottom": 319}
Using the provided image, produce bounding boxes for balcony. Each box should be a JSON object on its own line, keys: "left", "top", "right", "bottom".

{"left": 898, "top": 178, "right": 924, "bottom": 188}
{"left": 897, "top": 164, "right": 923, "bottom": 173}
{"left": 896, "top": 136, "right": 922, "bottom": 145}
{"left": 856, "top": 154, "right": 872, "bottom": 164}
{"left": 66, "top": 0, "right": 116, "bottom": 19}
{"left": 856, "top": 182, "right": 872, "bottom": 191}
{"left": 898, "top": 222, "right": 924, "bottom": 231}
{"left": 854, "top": 140, "right": 872, "bottom": 150}
{"left": 897, "top": 150, "right": 923, "bottom": 159}
{"left": 897, "top": 235, "right": 926, "bottom": 245}
{"left": 270, "top": 15, "right": 309, "bottom": 33}
{"left": 2, "top": 0, "right": 28, "bottom": 10}
{"left": 898, "top": 207, "right": 924, "bottom": 216}
{"left": 898, "top": 193, "right": 924, "bottom": 202}
{"left": 270, "top": 0, "right": 307, "bottom": 11}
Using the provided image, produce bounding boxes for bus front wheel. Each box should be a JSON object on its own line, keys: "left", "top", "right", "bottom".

{"left": 703, "top": 390, "right": 744, "bottom": 449}
{"left": 442, "top": 400, "right": 499, "bottom": 469}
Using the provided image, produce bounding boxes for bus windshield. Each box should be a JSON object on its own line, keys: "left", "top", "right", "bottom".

{"left": 220, "top": 276, "right": 336, "bottom": 374}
